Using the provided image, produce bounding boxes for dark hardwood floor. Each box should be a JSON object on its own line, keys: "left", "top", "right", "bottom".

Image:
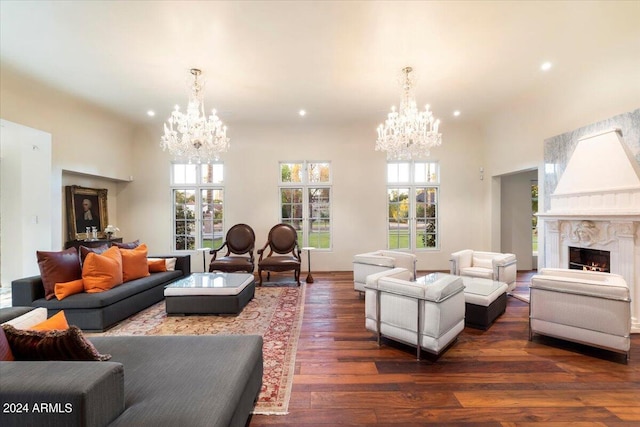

{"left": 250, "top": 271, "right": 640, "bottom": 426}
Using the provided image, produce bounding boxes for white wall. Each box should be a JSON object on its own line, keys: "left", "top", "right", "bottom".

{"left": 0, "top": 120, "right": 52, "bottom": 287}
{"left": 500, "top": 169, "right": 537, "bottom": 270}
{"left": 0, "top": 65, "right": 136, "bottom": 249}
{"left": 121, "top": 120, "right": 486, "bottom": 272}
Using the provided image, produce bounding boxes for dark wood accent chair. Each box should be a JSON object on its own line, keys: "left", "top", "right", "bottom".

{"left": 208, "top": 224, "right": 256, "bottom": 273}
{"left": 257, "top": 223, "right": 301, "bottom": 286}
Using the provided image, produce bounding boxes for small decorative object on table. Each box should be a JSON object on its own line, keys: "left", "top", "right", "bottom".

{"left": 104, "top": 224, "right": 120, "bottom": 240}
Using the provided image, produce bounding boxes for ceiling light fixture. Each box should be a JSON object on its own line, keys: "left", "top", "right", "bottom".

{"left": 375, "top": 66, "right": 441, "bottom": 160}
{"left": 147, "top": 110, "right": 155, "bottom": 117}
{"left": 453, "top": 110, "right": 461, "bottom": 117}
{"left": 160, "top": 68, "right": 229, "bottom": 163}
{"left": 541, "top": 61, "right": 552, "bottom": 71}
{"left": 299, "top": 109, "right": 306, "bottom": 117}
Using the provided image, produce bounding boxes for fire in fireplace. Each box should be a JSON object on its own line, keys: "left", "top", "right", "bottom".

{"left": 569, "top": 247, "right": 610, "bottom": 272}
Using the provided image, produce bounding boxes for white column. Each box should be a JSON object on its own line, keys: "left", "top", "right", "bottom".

{"left": 544, "top": 220, "right": 560, "bottom": 268}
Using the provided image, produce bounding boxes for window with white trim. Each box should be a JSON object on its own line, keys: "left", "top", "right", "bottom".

{"left": 387, "top": 161, "right": 439, "bottom": 250}
{"left": 279, "top": 161, "right": 331, "bottom": 249}
{"left": 171, "top": 163, "right": 224, "bottom": 251}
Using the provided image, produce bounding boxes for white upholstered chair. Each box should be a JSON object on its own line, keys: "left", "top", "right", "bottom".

{"left": 353, "top": 250, "right": 417, "bottom": 293}
{"left": 450, "top": 249, "right": 517, "bottom": 292}
{"left": 529, "top": 268, "right": 631, "bottom": 360}
{"left": 364, "top": 268, "right": 465, "bottom": 359}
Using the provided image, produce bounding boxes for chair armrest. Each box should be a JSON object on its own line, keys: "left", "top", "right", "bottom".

{"left": 353, "top": 254, "right": 396, "bottom": 268}
{"left": 209, "top": 242, "right": 228, "bottom": 260}
{"left": 493, "top": 253, "right": 517, "bottom": 267}
{"left": 11, "top": 276, "right": 44, "bottom": 306}
{"left": 0, "top": 361, "right": 124, "bottom": 427}
{"left": 364, "top": 268, "right": 412, "bottom": 289}
{"left": 450, "top": 249, "right": 473, "bottom": 273}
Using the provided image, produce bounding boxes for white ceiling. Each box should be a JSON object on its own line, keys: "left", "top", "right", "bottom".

{"left": 1, "top": 1, "right": 639, "bottom": 127}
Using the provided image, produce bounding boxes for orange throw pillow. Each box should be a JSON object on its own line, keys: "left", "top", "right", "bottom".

{"left": 120, "top": 243, "right": 150, "bottom": 282}
{"left": 55, "top": 279, "right": 84, "bottom": 300}
{"left": 30, "top": 311, "right": 69, "bottom": 331}
{"left": 148, "top": 258, "right": 167, "bottom": 273}
{"left": 82, "top": 246, "right": 123, "bottom": 293}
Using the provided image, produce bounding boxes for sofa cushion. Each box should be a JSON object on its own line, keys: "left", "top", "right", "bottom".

{"left": 112, "top": 239, "right": 140, "bottom": 249}
{"left": 32, "top": 271, "right": 183, "bottom": 310}
{"left": 79, "top": 243, "right": 109, "bottom": 264}
{"left": 0, "top": 327, "right": 14, "bottom": 361}
{"left": 55, "top": 278, "right": 85, "bottom": 300}
{"left": 120, "top": 243, "right": 150, "bottom": 282}
{"left": 83, "top": 246, "right": 123, "bottom": 293}
{"left": 0, "top": 307, "right": 48, "bottom": 329}
{"left": 90, "top": 335, "right": 263, "bottom": 427}
{"left": 148, "top": 258, "right": 167, "bottom": 272}
{"left": 148, "top": 257, "right": 177, "bottom": 271}
{"left": 37, "top": 247, "right": 82, "bottom": 300}
{"left": 2, "top": 324, "right": 111, "bottom": 361}
{"left": 31, "top": 310, "right": 69, "bottom": 331}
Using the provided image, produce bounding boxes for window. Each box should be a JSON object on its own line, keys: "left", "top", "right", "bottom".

{"left": 387, "top": 161, "right": 439, "bottom": 250}
{"left": 171, "top": 163, "right": 224, "bottom": 251}
{"left": 279, "top": 161, "right": 331, "bottom": 249}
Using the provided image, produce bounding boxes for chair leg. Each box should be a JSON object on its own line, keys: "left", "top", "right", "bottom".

{"left": 258, "top": 269, "right": 263, "bottom": 286}
{"left": 295, "top": 268, "right": 300, "bottom": 286}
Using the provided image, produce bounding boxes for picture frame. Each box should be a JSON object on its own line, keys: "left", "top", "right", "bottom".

{"left": 65, "top": 185, "right": 109, "bottom": 241}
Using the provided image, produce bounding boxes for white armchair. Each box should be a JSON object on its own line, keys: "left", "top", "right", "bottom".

{"left": 529, "top": 268, "right": 631, "bottom": 360}
{"left": 353, "top": 250, "right": 417, "bottom": 293}
{"left": 364, "top": 268, "right": 465, "bottom": 358}
{"left": 450, "top": 249, "right": 517, "bottom": 292}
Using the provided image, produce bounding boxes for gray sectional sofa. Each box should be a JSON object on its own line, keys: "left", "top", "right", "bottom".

{"left": 1, "top": 334, "right": 264, "bottom": 427}
{"left": 11, "top": 255, "right": 190, "bottom": 331}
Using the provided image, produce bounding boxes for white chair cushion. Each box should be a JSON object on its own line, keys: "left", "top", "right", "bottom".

{"left": 472, "top": 256, "right": 493, "bottom": 269}
{"left": 460, "top": 267, "right": 494, "bottom": 280}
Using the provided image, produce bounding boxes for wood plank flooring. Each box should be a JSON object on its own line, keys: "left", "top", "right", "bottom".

{"left": 249, "top": 271, "right": 640, "bottom": 426}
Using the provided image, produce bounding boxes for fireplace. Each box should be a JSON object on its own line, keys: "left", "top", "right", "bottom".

{"left": 539, "top": 126, "right": 640, "bottom": 333}
{"left": 568, "top": 247, "right": 610, "bottom": 272}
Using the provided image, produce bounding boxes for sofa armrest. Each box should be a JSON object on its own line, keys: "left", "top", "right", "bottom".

{"left": 0, "top": 361, "right": 124, "bottom": 427}
{"left": 11, "top": 276, "right": 45, "bottom": 306}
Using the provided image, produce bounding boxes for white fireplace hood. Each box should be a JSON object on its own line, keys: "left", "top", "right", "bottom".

{"left": 544, "top": 129, "right": 640, "bottom": 217}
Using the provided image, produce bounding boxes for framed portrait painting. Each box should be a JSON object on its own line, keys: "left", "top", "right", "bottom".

{"left": 65, "top": 186, "right": 109, "bottom": 241}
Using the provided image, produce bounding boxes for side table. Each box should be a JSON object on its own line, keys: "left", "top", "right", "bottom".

{"left": 196, "top": 248, "right": 209, "bottom": 272}
{"left": 302, "top": 247, "right": 315, "bottom": 284}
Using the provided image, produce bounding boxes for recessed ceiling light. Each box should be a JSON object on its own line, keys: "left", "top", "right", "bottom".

{"left": 453, "top": 110, "right": 461, "bottom": 117}
{"left": 147, "top": 110, "right": 156, "bottom": 117}
{"left": 541, "top": 62, "right": 552, "bottom": 71}
{"left": 299, "top": 109, "right": 306, "bottom": 117}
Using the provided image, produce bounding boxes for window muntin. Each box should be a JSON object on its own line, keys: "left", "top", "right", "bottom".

{"left": 279, "top": 161, "right": 331, "bottom": 249}
{"left": 387, "top": 162, "right": 439, "bottom": 251}
{"left": 171, "top": 163, "right": 224, "bottom": 251}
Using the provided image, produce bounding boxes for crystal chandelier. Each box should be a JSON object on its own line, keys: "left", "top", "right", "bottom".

{"left": 161, "top": 68, "right": 229, "bottom": 163}
{"left": 375, "top": 67, "right": 442, "bottom": 160}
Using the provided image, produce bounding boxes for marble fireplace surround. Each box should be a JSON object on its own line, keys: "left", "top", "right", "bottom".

{"left": 540, "top": 110, "right": 640, "bottom": 333}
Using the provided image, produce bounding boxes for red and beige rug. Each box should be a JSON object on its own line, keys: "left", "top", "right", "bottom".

{"left": 90, "top": 285, "right": 305, "bottom": 415}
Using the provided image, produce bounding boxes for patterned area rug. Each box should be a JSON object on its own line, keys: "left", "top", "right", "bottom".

{"left": 89, "top": 285, "right": 305, "bottom": 415}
